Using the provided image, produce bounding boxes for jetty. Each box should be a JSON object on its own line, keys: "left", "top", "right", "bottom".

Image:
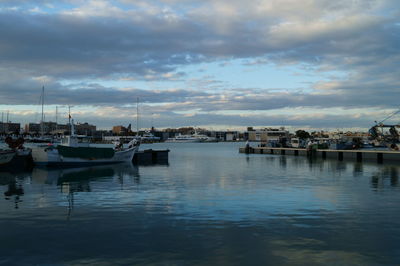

{"left": 239, "top": 146, "right": 400, "bottom": 164}
{"left": 133, "top": 149, "right": 169, "bottom": 165}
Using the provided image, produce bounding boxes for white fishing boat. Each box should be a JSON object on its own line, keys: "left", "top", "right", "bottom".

{"left": 31, "top": 120, "right": 140, "bottom": 166}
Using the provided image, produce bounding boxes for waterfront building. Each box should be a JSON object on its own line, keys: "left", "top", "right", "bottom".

{"left": 247, "top": 127, "right": 289, "bottom": 142}
{"left": 25, "top": 122, "right": 58, "bottom": 134}
{"left": 209, "top": 131, "right": 240, "bottom": 141}
{"left": 0, "top": 122, "right": 21, "bottom": 134}
{"left": 52, "top": 124, "right": 69, "bottom": 134}
{"left": 112, "top": 125, "right": 131, "bottom": 135}
{"left": 75, "top": 122, "right": 96, "bottom": 136}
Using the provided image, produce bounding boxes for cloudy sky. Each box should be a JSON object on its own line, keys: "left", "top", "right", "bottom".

{"left": 0, "top": 0, "right": 399, "bottom": 131}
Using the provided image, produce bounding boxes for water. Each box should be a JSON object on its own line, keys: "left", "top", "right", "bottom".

{"left": 1, "top": 142, "right": 399, "bottom": 265}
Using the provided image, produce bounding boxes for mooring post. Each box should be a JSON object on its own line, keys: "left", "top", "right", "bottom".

{"left": 338, "top": 152, "right": 343, "bottom": 161}
{"left": 356, "top": 152, "right": 362, "bottom": 162}
{"left": 377, "top": 153, "right": 383, "bottom": 164}
{"left": 245, "top": 141, "right": 250, "bottom": 154}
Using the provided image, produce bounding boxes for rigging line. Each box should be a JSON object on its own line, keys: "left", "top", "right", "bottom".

{"left": 380, "top": 108, "right": 400, "bottom": 124}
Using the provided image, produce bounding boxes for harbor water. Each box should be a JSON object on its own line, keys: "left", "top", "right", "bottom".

{"left": 1, "top": 142, "right": 400, "bottom": 265}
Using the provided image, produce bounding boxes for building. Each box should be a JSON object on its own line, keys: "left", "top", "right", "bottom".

{"left": 247, "top": 127, "right": 289, "bottom": 143}
{"left": 25, "top": 123, "right": 40, "bottom": 134}
{"left": 0, "top": 122, "right": 21, "bottom": 134}
{"left": 209, "top": 131, "right": 239, "bottom": 141}
{"left": 75, "top": 122, "right": 96, "bottom": 135}
{"left": 112, "top": 125, "right": 128, "bottom": 135}
{"left": 25, "top": 122, "right": 57, "bottom": 134}
{"left": 52, "top": 124, "right": 70, "bottom": 134}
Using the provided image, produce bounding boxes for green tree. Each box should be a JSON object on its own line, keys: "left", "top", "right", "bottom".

{"left": 295, "top": 130, "right": 310, "bottom": 140}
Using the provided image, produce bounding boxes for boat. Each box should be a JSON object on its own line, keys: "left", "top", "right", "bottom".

{"left": 0, "top": 150, "right": 16, "bottom": 167}
{"left": 140, "top": 132, "right": 161, "bottom": 143}
{"left": 165, "top": 133, "right": 203, "bottom": 143}
{"left": 4, "top": 136, "right": 32, "bottom": 156}
{"left": 165, "top": 131, "right": 216, "bottom": 143}
{"left": 31, "top": 120, "right": 140, "bottom": 166}
{"left": 191, "top": 132, "right": 217, "bottom": 142}
{"left": 289, "top": 137, "right": 301, "bottom": 148}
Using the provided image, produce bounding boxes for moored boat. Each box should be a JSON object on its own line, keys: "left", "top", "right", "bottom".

{"left": 165, "top": 132, "right": 216, "bottom": 143}
{"left": 0, "top": 150, "right": 17, "bottom": 167}
{"left": 31, "top": 121, "right": 140, "bottom": 166}
{"left": 165, "top": 134, "right": 202, "bottom": 143}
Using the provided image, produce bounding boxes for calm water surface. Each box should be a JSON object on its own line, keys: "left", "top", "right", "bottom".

{"left": 1, "top": 142, "right": 399, "bottom": 265}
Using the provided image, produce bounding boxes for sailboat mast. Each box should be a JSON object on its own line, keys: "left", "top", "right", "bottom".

{"left": 6, "top": 110, "right": 9, "bottom": 133}
{"left": 136, "top": 97, "right": 139, "bottom": 136}
{"left": 55, "top": 106, "right": 58, "bottom": 131}
{"left": 41, "top": 86, "right": 44, "bottom": 136}
{"left": 68, "top": 105, "right": 71, "bottom": 135}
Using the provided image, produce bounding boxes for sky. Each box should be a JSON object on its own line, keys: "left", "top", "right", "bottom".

{"left": 0, "top": 0, "right": 399, "bottom": 131}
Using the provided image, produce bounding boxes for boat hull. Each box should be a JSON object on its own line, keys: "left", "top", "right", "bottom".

{"left": 32, "top": 145, "right": 138, "bottom": 166}
{"left": 0, "top": 150, "right": 16, "bottom": 166}
{"left": 165, "top": 139, "right": 202, "bottom": 143}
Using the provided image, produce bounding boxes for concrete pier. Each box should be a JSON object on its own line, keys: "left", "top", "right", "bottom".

{"left": 133, "top": 149, "right": 169, "bottom": 165}
{"left": 239, "top": 147, "right": 400, "bottom": 164}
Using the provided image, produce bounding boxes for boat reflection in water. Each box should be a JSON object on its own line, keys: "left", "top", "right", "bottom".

{"left": 32, "top": 163, "right": 140, "bottom": 186}
{"left": 31, "top": 163, "right": 140, "bottom": 217}
{"left": 0, "top": 171, "right": 30, "bottom": 209}
{"left": 370, "top": 165, "right": 399, "bottom": 190}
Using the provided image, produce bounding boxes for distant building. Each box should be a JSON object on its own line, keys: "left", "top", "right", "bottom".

{"left": 225, "top": 132, "right": 239, "bottom": 141}
{"left": 247, "top": 127, "right": 289, "bottom": 142}
{"left": 75, "top": 122, "right": 96, "bottom": 135}
{"left": 209, "top": 131, "right": 239, "bottom": 141}
{"left": 112, "top": 125, "right": 128, "bottom": 135}
{"left": 25, "top": 123, "right": 40, "bottom": 134}
{"left": 0, "top": 122, "right": 21, "bottom": 134}
{"left": 25, "top": 122, "right": 57, "bottom": 134}
{"left": 24, "top": 122, "right": 75, "bottom": 135}
{"left": 52, "top": 124, "right": 70, "bottom": 134}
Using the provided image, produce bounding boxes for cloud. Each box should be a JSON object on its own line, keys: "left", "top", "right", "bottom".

{"left": 0, "top": 0, "right": 399, "bottom": 129}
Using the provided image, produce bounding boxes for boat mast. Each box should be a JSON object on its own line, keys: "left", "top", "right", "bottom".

{"left": 136, "top": 97, "right": 139, "bottom": 136}
{"left": 40, "top": 86, "right": 44, "bottom": 136}
{"left": 6, "top": 110, "right": 9, "bottom": 134}
{"left": 55, "top": 106, "right": 58, "bottom": 131}
{"left": 68, "top": 106, "right": 73, "bottom": 135}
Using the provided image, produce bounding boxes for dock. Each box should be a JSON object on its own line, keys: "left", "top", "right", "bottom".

{"left": 239, "top": 146, "right": 400, "bottom": 164}
{"left": 133, "top": 149, "right": 169, "bottom": 165}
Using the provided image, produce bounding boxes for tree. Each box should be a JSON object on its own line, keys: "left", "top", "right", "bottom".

{"left": 295, "top": 130, "right": 310, "bottom": 140}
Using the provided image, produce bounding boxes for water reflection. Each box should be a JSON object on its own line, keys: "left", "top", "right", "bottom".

{"left": 279, "top": 156, "right": 287, "bottom": 169}
{"left": 0, "top": 163, "right": 140, "bottom": 210}
{"left": 33, "top": 163, "right": 140, "bottom": 219}
{"left": 31, "top": 163, "right": 139, "bottom": 185}
{"left": 371, "top": 165, "right": 399, "bottom": 190}
{"left": 0, "top": 171, "right": 30, "bottom": 209}
{"left": 353, "top": 162, "right": 363, "bottom": 177}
